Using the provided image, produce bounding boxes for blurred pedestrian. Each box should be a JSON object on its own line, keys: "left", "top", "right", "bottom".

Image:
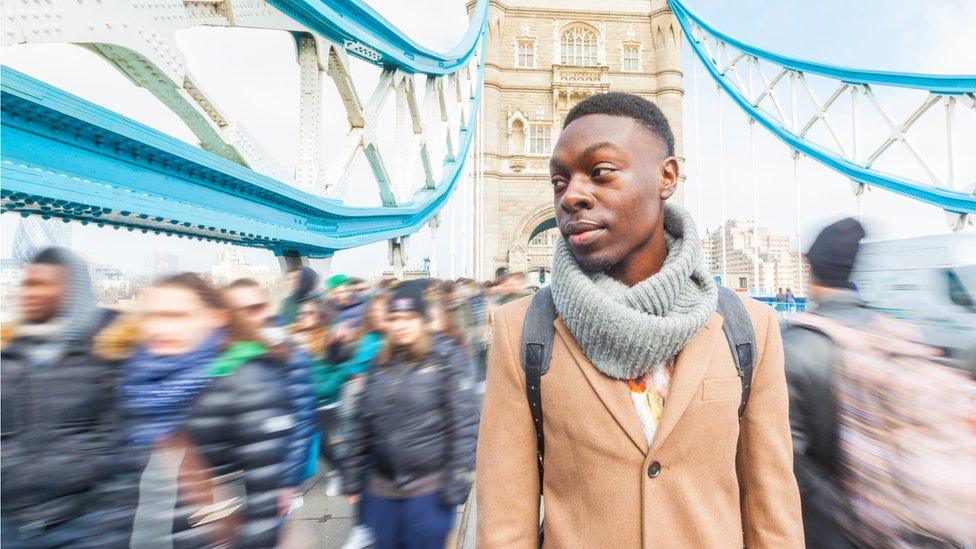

{"left": 785, "top": 287, "right": 796, "bottom": 304}
{"left": 113, "top": 273, "right": 294, "bottom": 547}
{"left": 280, "top": 266, "right": 320, "bottom": 325}
{"left": 343, "top": 280, "right": 479, "bottom": 549}
{"left": 223, "top": 278, "right": 318, "bottom": 514}
{"left": 458, "top": 279, "right": 489, "bottom": 383}
{"left": 476, "top": 93, "right": 802, "bottom": 546}
{"left": 1, "top": 247, "right": 121, "bottom": 548}
{"left": 493, "top": 271, "right": 533, "bottom": 306}
{"left": 776, "top": 287, "right": 786, "bottom": 302}
{"left": 784, "top": 218, "right": 976, "bottom": 547}
{"left": 325, "top": 274, "right": 369, "bottom": 364}
{"left": 782, "top": 219, "right": 868, "bottom": 548}
{"left": 290, "top": 296, "right": 346, "bottom": 493}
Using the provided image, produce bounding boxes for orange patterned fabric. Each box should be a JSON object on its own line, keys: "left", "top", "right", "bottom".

{"left": 627, "top": 357, "right": 675, "bottom": 444}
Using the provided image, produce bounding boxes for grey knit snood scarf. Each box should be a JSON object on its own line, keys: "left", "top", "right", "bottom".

{"left": 550, "top": 205, "right": 717, "bottom": 380}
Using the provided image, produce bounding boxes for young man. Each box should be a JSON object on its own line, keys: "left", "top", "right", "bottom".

{"left": 1, "top": 247, "right": 121, "bottom": 547}
{"left": 476, "top": 93, "right": 803, "bottom": 547}
{"left": 223, "top": 278, "right": 318, "bottom": 519}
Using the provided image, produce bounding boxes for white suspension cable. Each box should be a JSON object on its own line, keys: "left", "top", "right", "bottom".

{"left": 793, "top": 152, "right": 803, "bottom": 297}
{"left": 449, "top": 187, "right": 457, "bottom": 279}
{"left": 791, "top": 71, "right": 803, "bottom": 298}
{"left": 693, "top": 61, "right": 704, "bottom": 234}
{"left": 718, "top": 85, "right": 728, "bottom": 286}
{"left": 477, "top": 85, "right": 485, "bottom": 280}
{"left": 749, "top": 118, "right": 761, "bottom": 295}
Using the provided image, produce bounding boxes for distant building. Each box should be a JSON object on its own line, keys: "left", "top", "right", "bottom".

{"left": 92, "top": 264, "right": 131, "bottom": 305}
{"left": 143, "top": 251, "right": 180, "bottom": 281}
{"left": 701, "top": 220, "right": 809, "bottom": 295}
{"left": 379, "top": 269, "right": 430, "bottom": 281}
{"left": 12, "top": 218, "right": 71, "bottom": 263}
{"left": 1, "top": 258, "right": 25, "bottom": 322}
{"left": 210, "top": 249, "right": 280, "bottom": 291}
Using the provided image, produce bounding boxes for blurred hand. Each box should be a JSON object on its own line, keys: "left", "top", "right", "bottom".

{"left": 345, "top": 493, "right": 361, "bottom": 505}
{"left": 278, "top": 487, "right": 298, "bottom": 517}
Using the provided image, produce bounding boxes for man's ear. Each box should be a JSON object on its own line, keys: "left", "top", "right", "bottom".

{"left": 659, "top": 156, "right": 679, "bottom": 200}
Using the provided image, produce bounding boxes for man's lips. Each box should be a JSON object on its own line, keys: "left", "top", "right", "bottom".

{"left": 562, "top": 221, "right": 606, "bottom": 247}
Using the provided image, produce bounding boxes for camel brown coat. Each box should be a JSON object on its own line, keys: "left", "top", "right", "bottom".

{"left": 476, "top": 294, "right": 804, "bottom": 548}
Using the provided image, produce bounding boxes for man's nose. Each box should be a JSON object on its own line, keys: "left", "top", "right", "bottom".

{"left": 560, "top": 174, "right": 595, "bottom": 213}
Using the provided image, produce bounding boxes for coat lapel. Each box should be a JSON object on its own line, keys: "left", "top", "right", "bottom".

{"left": 648, "top": 312, "right": 724, "bottom": 455}
{"left": 554, "top": 318, "right": 649, "bottom": 455}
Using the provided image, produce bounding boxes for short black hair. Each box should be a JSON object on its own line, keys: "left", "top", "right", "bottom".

{"left": 563, "top": 92, "right": 675, "bottom": 157}
{"left": 30, "top": 246, "right": 70, "bottom": 266}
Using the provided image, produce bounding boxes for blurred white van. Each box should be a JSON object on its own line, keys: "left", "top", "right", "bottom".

{"left": 852, "top": 234, "right": 976, "bottom": 354}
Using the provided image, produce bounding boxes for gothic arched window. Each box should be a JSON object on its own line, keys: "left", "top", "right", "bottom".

{"left": 510, "top": 119, "right": 526, "bottom": 154}
{"left": 560, "top": 24, "right": 598, "bottom": 66}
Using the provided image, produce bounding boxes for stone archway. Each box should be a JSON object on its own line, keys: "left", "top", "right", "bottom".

{"left": 508, "top": 204, "right": 558, "bottom": 274}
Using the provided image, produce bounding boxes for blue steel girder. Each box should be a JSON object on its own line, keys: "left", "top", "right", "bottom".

{"left": 669, "top": 0, "right": 976, "bottom": 217}
{"left": 2, "top": 0, "right": 490, "bottom": 257}
{"left": 0, "top": 52, "right": 484, "bottom": 257}
{"left": 266, "top": 0, "right": 488, "bottom": 74}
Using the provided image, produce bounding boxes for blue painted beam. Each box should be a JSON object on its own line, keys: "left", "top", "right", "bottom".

{"left": 668, "top": 0, "right": 976, "bottom": 94}
{"left": 670, "top": 0, "right": 976, "bottom": 215}
{"left": 0, "top": 29, "right": 485, "bottom": 255}
{"left": 267, "top": 0, "right": 488, "bottom": 75}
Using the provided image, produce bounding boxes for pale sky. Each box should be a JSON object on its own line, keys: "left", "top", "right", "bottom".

{"left": 1, "top": 0, "right": 974, "bottom": 278}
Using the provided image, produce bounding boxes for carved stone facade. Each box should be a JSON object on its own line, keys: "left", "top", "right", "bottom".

{"left": 468, "top": 0, "right": 684, "bottom": 280}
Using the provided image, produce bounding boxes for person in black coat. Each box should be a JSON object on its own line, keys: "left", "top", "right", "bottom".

{"left": 106, "top": 273, "right": 295, "bottom": 548}
{"left": 343, "top": 279, "right": 479, "bottom": 549}
{"left": 783, "top": 218, "right": 867, "bottom": 549}
{"left": 1, "top": 247, "right": 120, "bottom": 548}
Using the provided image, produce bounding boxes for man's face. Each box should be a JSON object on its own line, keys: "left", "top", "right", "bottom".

{"left": 20, "top": 263, "right": 67, "bottom": 323}
{"left": 549, "top": 114, "right": 677, "bottom": 273}
{"left": 330, "top": 285, "right": 351, "bottom": 307}
{"left": 223, "top": 285, "right": 271, "bottom": 333}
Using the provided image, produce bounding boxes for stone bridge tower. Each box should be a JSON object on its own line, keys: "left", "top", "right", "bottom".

{"left": 468, "top": 0, "right": 683, "bottom": 280}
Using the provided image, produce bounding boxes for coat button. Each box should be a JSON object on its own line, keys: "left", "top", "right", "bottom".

{"left": 647, "top": 461, "right": 661, "bottom": 478}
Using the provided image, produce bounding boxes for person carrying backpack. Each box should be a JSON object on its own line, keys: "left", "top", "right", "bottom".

{"left": 475, "top": 93, "right": 803, "bottom": 547}
{"left": 783, "top": 218, "right": 976, "bottom": 548}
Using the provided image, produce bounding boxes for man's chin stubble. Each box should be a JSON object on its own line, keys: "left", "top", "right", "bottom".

{"left": 574, "top": 251, "right": 615, "bottom": 274}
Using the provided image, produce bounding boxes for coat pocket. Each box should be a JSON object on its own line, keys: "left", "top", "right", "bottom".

{"left": 701, "top": 375, "right": 742, "bottom": 401}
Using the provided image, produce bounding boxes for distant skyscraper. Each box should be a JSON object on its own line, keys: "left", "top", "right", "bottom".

{"left": 12, "top": 218, "right": 72, "bottom": 263}
{"left": 143, "top": 251, "right": 180, "bottom": 280}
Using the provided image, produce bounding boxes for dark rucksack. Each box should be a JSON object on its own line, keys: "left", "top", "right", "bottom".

{"left": 520, "top": 285, "right": 756, "bottom": 487}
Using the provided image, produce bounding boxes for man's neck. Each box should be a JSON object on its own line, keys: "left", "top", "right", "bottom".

{"left": 606, "top": 226, "right": 667, "bottom": 287}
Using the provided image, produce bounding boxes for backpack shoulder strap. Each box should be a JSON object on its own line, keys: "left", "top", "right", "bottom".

{"left": 520, "top": 286, "right": 556, "bottom": 490}
{"left": 715, "top": 286, "right": 757, "bottom": 420}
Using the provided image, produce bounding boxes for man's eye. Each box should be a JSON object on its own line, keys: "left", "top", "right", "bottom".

{"left": 551, "top": 179, "right": 567, "bottom": 192}
{"left": 591, "top": 167, "right": 614, "bottom": 178}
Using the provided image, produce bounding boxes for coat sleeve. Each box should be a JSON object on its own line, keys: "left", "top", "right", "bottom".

{"left": 230, "top": 364, "right": 294, "bottom": 548}
{"left": 440, "top": 340, "right": 480, "bottom": 507}
{"left": 736, "top": 308, "right": 805, "bottom": 548}
{"left": 0, "top": 354, "right": 119, "bottom": 508}
{"left": 282, "top": 348, "right": 318, "bottom": 487}
{"left": 476, "top": 305, "right": 540, "bottom": 548}
{"left": 783, "top": 330, "right": 851, "bottom": 523}
{"left": 341, "top": 372, "right": 373, "bottom": 496}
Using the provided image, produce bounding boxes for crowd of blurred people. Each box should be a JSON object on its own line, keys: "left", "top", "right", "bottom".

{"left": 0, "top": 245, "right": 545, "bottom": 548}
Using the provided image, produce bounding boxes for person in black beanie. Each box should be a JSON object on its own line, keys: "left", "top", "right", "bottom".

{"left": 781, "top": 217, "right": 870, "bottom": 549}
{"left": 342, "top": 278, "right": 479, "bottom": 549}
{"left": 805, "top": 217, "right": 866, "bottom": 291}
